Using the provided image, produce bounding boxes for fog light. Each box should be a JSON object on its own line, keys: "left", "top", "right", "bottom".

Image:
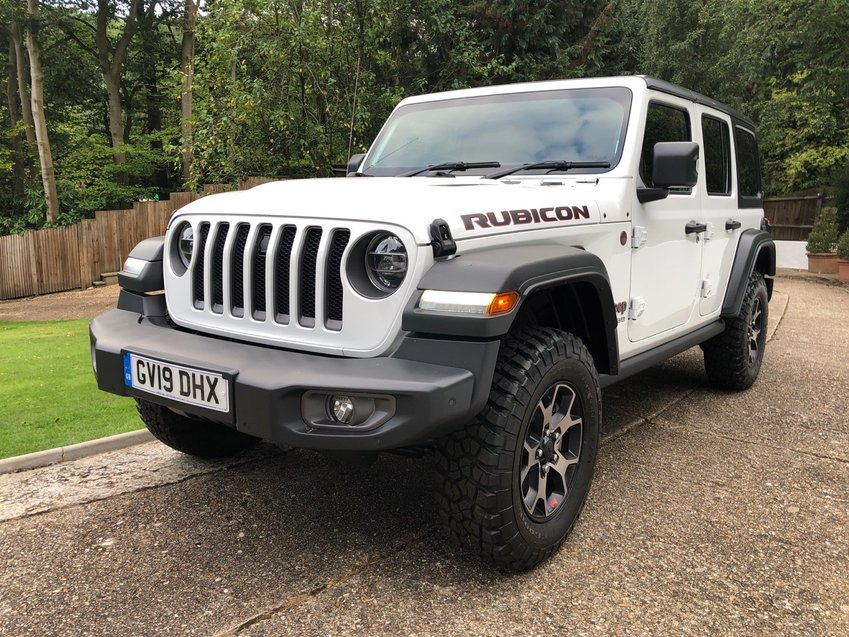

{"left": 329, "top": 395, "right": 355, "bottom": 424}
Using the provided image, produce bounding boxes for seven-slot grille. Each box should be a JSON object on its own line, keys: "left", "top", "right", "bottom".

{"left": 188, "top": 220, "right": 351, "bottom": 330}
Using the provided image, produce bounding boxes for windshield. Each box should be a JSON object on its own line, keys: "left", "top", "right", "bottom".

{"left": 361, "top": 87, "right": 632, "bottom": 176}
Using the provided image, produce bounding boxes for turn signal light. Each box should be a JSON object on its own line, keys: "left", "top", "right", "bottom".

{"left": 487, "top": 292, "right": 519, "bottom": 315}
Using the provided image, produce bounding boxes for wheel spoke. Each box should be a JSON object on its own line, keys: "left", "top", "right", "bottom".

{"left": 552, "top": 452, "right": 579, "bottom": 481}
{"left": 557, "top": 416, "right": 582, "bottom": 438}
{"left": 521, "top": 459, "right": 540, "bottom": 485}
{"left": 536, "top": 471, "right": 548, "bottom": 507}
{"left": 523, "top": 479, "right": 539, "bottom": 513}
{"left": 552, "top": 385, "right": 579, "bottom": 436}
{"left": 536, "top": 396, "right": 554, "bottom": 429}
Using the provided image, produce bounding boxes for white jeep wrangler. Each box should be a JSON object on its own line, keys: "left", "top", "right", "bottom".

{"left": 91, "top": 76, "right": 775, "bottom": 570}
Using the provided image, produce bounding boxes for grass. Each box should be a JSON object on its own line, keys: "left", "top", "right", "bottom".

{"left": 0, "top": 320, "right": 142, "bottom": 460}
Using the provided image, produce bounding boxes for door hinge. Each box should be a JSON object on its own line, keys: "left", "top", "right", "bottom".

{"left": 632, "top": 226, "right": 648, "bottom": 249}
{"left": 628, "top": 297, "right": 646, "bottom": 320}
{"left": 700, "top": 279, "right": 713, "bottom": 298}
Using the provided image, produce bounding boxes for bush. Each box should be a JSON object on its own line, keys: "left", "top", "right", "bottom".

{"left": 829, "top": 161, "right": 849, "bottom": 234}
{"left": 837, "top": 230, "right": 849, "bottom": 260}
{"left": 806, "top": 206, "right": 839, "bottom": 253}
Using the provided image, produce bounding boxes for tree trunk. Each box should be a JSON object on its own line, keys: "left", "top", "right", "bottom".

{"left": 6, "top": 38, "right": 26, "bottom": 202}
{"left": 24, "top": 0, "right": 60, "bottom": 224}
{"left": 104, "top": 70, "right": 127, "bottom": 177}
{"left": 180, "top": 0, "right": 198, "bottom": 184}
{"left": 10, "top": 22, "right": 36, "bottom": 145}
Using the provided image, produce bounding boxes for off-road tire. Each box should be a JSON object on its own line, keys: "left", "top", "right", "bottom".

{"left": 136, "top": 399, "right": 260, "bottom": 458}
{"left": 434, "top": 326, "right": 601, "bottom": 571}
{"left": 702, "top": 271, "right": 769, "bottom": 390}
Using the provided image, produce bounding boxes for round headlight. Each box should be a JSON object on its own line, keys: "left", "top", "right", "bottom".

{"left": 178, "top": 223, "right": 194, "bottom": 268}
{"left": 366, "top": 234, "right": 407, "bottom": 290}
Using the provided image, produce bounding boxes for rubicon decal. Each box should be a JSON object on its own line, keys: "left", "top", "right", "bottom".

{"left": 461, "top": 206, "right": 591, "bottom": 231}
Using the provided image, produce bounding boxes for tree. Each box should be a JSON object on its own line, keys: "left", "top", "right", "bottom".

{"left": 96, "top": 0, "right": 157, "bottom": 175}
{"left": 23, "top": 0, "right": 59, "bottom": 223}
{"left": 180, "top": 0, "right": 198, "bottom": 182}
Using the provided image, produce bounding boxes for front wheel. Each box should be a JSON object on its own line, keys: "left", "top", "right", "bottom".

{"left": 434, "top": 327, "right": 601, "bottom": 571}
{"left": 136, "top": 399, "right": 260, "bottom": 458}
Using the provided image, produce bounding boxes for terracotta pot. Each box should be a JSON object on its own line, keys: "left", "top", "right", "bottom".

{"left": 807, "top": 252, "right": 839, "bottom": 274}
{"left": 838, "top": 258, "right": 849, "bottom": 283}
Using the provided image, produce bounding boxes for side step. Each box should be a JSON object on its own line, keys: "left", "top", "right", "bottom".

{"left": 599, "top": 320, "right": 725, "bottom": 388}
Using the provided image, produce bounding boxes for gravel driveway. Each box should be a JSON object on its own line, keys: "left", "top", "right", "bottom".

{"left": 1, "top": 276, "right": 847, "bottom": 636}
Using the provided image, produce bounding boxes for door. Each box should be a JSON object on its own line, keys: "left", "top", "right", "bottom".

{"left": 696, "top": 109, "right": 739, "bottom": 316}
{"left": 628, "top": 98, "right": 703, "bottom": 343}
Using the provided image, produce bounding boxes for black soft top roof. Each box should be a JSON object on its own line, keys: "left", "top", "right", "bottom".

{"left": 642, "top": 77, "right": 755, "bottom": 129}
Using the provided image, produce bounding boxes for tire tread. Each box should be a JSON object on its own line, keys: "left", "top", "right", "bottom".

{"left": 434, "top": 326, "right": 599, "bottom": 571}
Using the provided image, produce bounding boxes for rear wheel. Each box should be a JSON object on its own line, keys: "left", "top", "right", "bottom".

{"left": 703, "top": 271, "right": 769, "bottom": 390}
{"left": 434, "top": 327, "right": 601, "bottom": 571}
{"left": 136, "top": 399, "right": 260, "bottom": 458}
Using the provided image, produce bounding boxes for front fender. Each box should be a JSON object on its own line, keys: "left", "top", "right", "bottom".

{"left": 402, "top": 244, "right": 618, "bottom": 371}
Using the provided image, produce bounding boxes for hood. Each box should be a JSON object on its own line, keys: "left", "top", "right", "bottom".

{"left": 172, "top": 176, "right": 605, "bottom": 245}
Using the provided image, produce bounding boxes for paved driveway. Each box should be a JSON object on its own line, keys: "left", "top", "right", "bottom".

{"left": 1, "top": 276, "right": 847, "bottom": 636}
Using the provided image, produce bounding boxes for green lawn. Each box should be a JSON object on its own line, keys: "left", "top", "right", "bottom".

{"left": 0, "top": 320, "right": 142, "bottom": 459}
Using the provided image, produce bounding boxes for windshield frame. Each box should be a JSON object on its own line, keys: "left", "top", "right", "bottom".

{"left": 360, "top": 86, "right": 633, "bottom": 177}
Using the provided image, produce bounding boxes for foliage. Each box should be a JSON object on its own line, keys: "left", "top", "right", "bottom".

{"left": 0, "top": 320, "right": 141, "bottom": 459}
{"left": 829, "top": 161, "right": 849, "bottom": 234}
{"left": 806, "top": 207, "right": 839, "bottom": 254}
{"left": 837, "top": 230, "right": 849, "bottom": 260}
{"left": 2, "top": 0, "right": 849, "bottom": 235}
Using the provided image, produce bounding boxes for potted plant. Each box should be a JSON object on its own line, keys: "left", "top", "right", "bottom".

{"left": 837, "top": 230, "right": 849, "bottom": 283}
{"left": 806, "top": 207, "right": 839, "bottom": 274}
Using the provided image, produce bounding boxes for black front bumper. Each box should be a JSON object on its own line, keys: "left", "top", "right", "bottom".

{"left": 90, "top": 306, "right": 499, "bottom": 451}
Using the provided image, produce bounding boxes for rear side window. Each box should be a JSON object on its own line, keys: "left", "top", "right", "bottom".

{"left": 735, "top": 126, "right": 761, "bottom": 200}
{"left": 640, "top": 103, "right": 691, "bottom": 188}
{"left": 701, "top": 115, "right": 731, "bottom": 195}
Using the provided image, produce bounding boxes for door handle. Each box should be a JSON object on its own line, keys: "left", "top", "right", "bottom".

{"left": 725, "top": 219, "right": 742, "bottom": 230}
{"left": 685, "top": 221, "right": 707, "bottom": 235}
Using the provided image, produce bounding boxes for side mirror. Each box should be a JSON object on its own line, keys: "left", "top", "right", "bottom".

{"left": 653, "top": 141, "right": 699, "bottom": 187}
{"left": 637, "top": 141, "right": 699, "bottom": 203}
{"left": 346, "top": 153, "right": 366, "bottom": 176}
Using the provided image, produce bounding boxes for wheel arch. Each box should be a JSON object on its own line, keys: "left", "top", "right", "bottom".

{"left": 402, "top": 244, "right": 619, "bottom": 375}
{"left": 722, "top": 229, "right": 775, "bottom": 318}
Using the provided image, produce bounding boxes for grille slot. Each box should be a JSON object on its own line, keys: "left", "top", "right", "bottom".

{"left": 192, "top": 222, "right": 210, "bottom": 309}
{"left": 211, "top": 223, "right": 230, "bottom": 313}
{"left": 177, "top": 219, "right": 361, "bottom": 332}
{"left": 325, "top": 230, "right": 350, "bottom": 329}
{"left": 299, "top": 228, "right": 323, "bottom": 327}
{"left": 231, "top": 224, "right": 250, "bottom": 317}
{"left": 274, "top": 225, "right": 297, "bottom": 322}
{"left": 252, "top": 225, "right": 272, "bottom": 319}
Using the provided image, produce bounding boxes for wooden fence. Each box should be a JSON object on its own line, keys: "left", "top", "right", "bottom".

{"left": 0, "top": 177, "right": 275, "bottom": 301}
{"left": 763, "top": 190, "right": 833, "bottom": 242}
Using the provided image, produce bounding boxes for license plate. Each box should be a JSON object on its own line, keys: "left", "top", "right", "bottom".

{"left": 123, "top": 353, "right": 230, "bottom": 413}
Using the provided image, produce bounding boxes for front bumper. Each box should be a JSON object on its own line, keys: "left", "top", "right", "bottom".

{"left": 90, "top": 303, "right": 499, "bottom": 451}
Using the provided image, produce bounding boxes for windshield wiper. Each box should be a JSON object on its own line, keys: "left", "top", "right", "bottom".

{"left": 400, "top": 161, "right": 501, "bottom": 177}
{"left": 484, "top": 160, "right": 611, "bottom": 180}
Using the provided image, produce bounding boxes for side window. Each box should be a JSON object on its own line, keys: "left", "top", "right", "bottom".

{"left": 735, "top": 126, "right": 761, "bottom": 199}
{"left": 640, "top": 102, "right": 691, "bottom": 188}
{"left": 701, "top": 115, "right": 731, "bottom": 195}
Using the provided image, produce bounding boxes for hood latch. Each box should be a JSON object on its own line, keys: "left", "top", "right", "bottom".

{"left": 429, "top": 218, "right": 457, "bottom": 258}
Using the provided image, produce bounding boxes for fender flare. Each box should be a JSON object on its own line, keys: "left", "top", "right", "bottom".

{"left": 117, "top": 236, "right": 165, "bottom": 294}
{"left": 721, "top": 229, "right": 775, "bottom": 318}
{"left": 402, "top": 244, "right": 619, "bottom": 373}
